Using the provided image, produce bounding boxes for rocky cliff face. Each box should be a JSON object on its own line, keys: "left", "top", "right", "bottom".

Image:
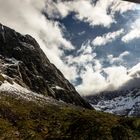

{"left": 0, "top": 23, "right": 92, "bottom": 109}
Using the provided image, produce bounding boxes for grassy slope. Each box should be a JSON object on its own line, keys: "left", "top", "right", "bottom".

{"left": 0, "top": 94, "right": 139, "bottom": 140}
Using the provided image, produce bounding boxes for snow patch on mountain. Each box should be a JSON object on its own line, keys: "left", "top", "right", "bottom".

{"left": 52, "top": 85, "right": 65, "bottom": 90}
{"left": 0, "top": 80, "right": 64, "bottom": 106}
{"left": 87, "top": 89, "right": 140, "bottom": 116}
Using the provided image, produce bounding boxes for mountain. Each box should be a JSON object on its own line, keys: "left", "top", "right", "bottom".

{"left": 0, "top": 23, "right": 92, "bottom": 109}
{"left": 86, "top": 88, "right": 140, "bottom": 117}
{"left": 0, "top": 23, "right": 140, "bottom": 139}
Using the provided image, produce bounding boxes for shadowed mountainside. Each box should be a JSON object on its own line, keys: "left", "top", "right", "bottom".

{"left": 0, "top": 23, "right": 91, "bottom": 109}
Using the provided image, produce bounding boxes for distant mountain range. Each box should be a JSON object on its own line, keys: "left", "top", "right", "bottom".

{"left": 86, "top": 88, "right": 140, "bottom": 117}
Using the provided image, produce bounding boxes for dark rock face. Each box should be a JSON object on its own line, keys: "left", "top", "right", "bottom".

{"left": 0, "top": 23, "right": 92, "bottom": 109}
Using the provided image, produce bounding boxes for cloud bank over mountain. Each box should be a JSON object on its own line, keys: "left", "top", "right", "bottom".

{"left": 1, "top": 0, "right": 140, "bottom": 95}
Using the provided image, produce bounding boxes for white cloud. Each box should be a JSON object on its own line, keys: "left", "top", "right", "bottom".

{"left": 78, "top": 31, "right": 86, "bottom": 36}
{"left": 76, "top": 64, "right": 107, "bottom": 96}
{"left": 128, "top": 63, "right": 140, "bottom": 78}
{"left": 76, "top": 63, "right": 140, "bottom": 96}
{"left": 104, "top": 66, "right": 130, "bottom": 89}
{"left": 111, "top": 0, "right": 135, "bottom": 14}
{"left": 76, "top": 64, "right": 132, "bottom": 96}
{"left": 92, "top": 29, "right": 124, "bottom": 46}
{"left": 122, "top": 19, "right": 140, "bottom": 43}
{"left": 65, "top": 41, "right": 96, "bottom": 70}
{"left": 120, "top": 51, "right": 130, "bottom": 57}
{"left": 122, "top": 29, "right": 140, "bottom": 43}
{"left": 45, "top": 0, "right": 135, "bottom": 28}
{"left": 45, "top": 0, "right": 70, "bottom": 18}
{"left": 46, "top": 0, "right": 114, "bottom": 27}
{"left": 70, "top": 0, "right": 114, "bottom": 27}
{"left": 107, "top": 51, "right": 130, "bottom": 64}
{"left": 76, "top": 58, "right": 140, "bottom": 96}
{"left": 119, "top": 63, "right": 140, "bottom": 90}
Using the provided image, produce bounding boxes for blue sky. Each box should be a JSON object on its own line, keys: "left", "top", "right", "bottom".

{"left": 53, "top": 0, "right": 140, "bottom": 95}
{"left": 1, "top": 0, "right": 140, "bottom": 95}
{"left": 59, "top": 9, "right": 140, "bottom": 67}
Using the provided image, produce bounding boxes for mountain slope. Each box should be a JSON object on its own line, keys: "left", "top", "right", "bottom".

{"left": 0, "top": 23, "right": 91, "bottom": 109}
{"left": 0, "top": 88, "right": 140, "bottom": 140}
{"left": 86, "top": 88, "right": 140, "bottom": 117}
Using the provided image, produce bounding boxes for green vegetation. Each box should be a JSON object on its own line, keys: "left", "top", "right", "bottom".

{"left": 0, "top": 94, "right": 139, "bottom": 140}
